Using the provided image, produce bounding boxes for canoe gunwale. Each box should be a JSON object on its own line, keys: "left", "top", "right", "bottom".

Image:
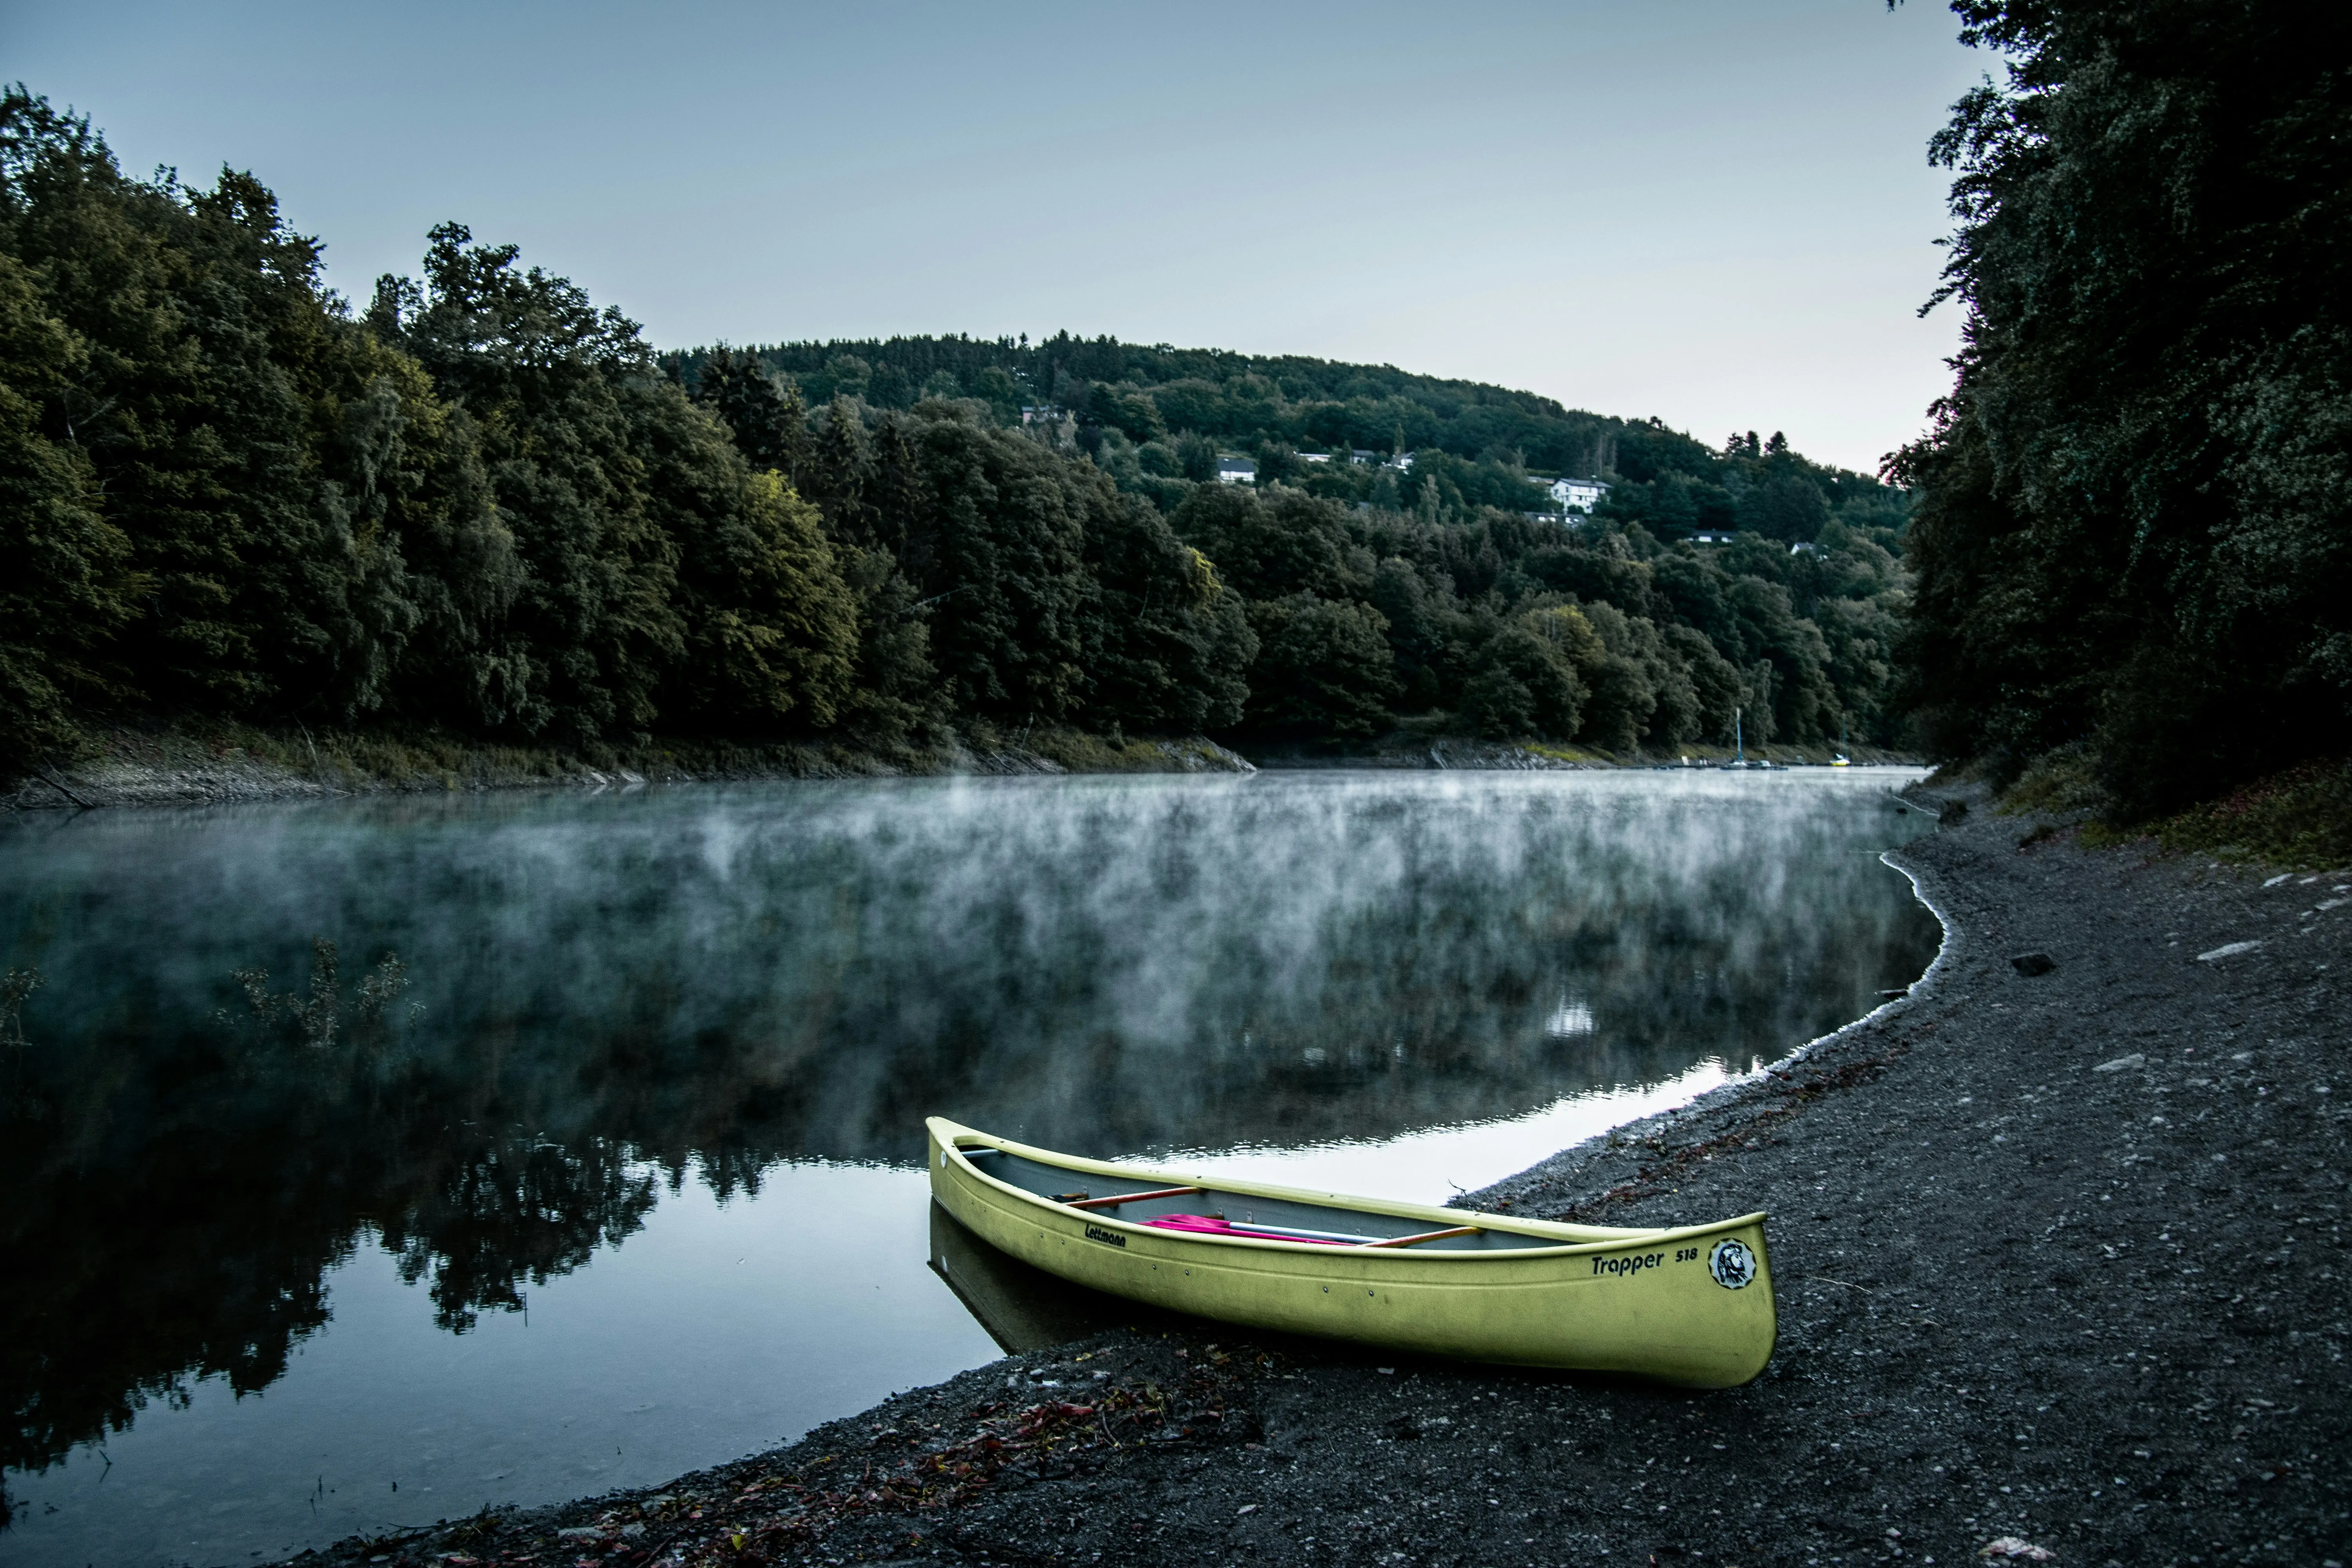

{"left": 928, "top": 1117, "right": 1767, "bottom": 1262}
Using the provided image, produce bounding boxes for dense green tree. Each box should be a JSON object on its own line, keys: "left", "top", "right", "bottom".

{"left": 802, "top": 397, "right": 875, "bottom": 548}
{"left": 324, "top": 340, "right": 519, "bottom": 729}
{"left": 835, "top": 546, "right": 943, "bottom": 743}
{"left": 1582, "top": 601, "right": 1693, "bottom": 751}
{"left": 1893, "top": 0, "right": 2352, "bottom": 811}
{"left": 1464, "top": 607, "right": 1589, "bottom": 742}
{"left": 377, "top": 223, "right": 688, "bottom": 740}
{"left": 0, "top": 249, "right": 134, "bottom": 764}
{"left": 652, "top": 426, "right": 860, "bottom": 733}
{"left": 1078, "top": 495, "right": 1255, "bottom": 734}
{"left": 1243, "top": 594, "right": 1397, "bottom": 739}
{"left": 1170, "top": 482, "right": 1360, "bottom": 601}
{"left": 1086, "top": 381, "right": 1165, "bottom": 444}
{"left": 905, "top": 413, "right": 1095, "bottom": 721}
{"left": 1367, "top": 556, "right": 1452, "bottom": 712}
{"left": 1662, "top": 622, "right": 1742, "bottom": 744}
{"left": 690, "top": 346, "right": 805, "bottom": 480}
{"left": 3, "top": 93, "right": 393, "bottom": 720}
{"left": 1172, "top": 430, "right": 1219, "bottom": 484}
{"left": 1737, "top": 475, "right": 1831, "bottom": 543}
{"left": 1521, "top": 537, "right": 1666, "bottom": 621}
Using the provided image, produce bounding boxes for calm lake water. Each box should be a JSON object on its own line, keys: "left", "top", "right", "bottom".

{"left": 0, "top": 768, "right": 1935, "bottom": 1565}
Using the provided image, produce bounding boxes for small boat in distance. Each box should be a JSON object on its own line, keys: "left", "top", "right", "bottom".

{"left": 927, "top": 1118, "right": 1777, "bottom": 1388}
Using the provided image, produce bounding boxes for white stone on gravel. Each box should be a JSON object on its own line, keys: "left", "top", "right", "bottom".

{"left": 2197, "top": 940, "right": 2263, "bottom": 960}
{"left": 2091, "top": 1054, "right": 2145, "bottom": 1073}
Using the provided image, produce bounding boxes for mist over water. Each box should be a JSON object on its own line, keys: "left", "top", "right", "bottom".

{"left": 0, "top": 769, "right": 1934, "bottom": 1564}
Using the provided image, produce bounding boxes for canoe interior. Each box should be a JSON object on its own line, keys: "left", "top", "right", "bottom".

{"left": 964, "top": 1146, "right": 1556, "bottom": 1253}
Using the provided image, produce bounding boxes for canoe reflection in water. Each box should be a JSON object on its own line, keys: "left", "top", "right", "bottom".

{"left": 930, "top": 1201, "right": 1154, "bottom": 1355}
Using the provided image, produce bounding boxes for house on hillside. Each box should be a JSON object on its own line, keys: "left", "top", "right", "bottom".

{"left": 1547, "top": 477, "right": 1611, "bottom": 513}
{"left": 1692, "top": 531, "right": 1733, "bottom": 545}
{"left": 1216, "top": 456, "right": 1258, "bottom": 485}
{"left": 1384, "top": 451, "right": 1416, "bottom": 472}
{"left": 1296, "top": 450, "right": 1332, "bottom": 464}
{"left": 1019, "top": 405, "right": 1066, "bottom": 425}
{"left": 1789, "top": 541, "right": 1820, "bottom": 556}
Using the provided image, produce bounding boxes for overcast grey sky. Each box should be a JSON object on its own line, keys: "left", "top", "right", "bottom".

{"left": 9, "top": 1, "right": 1989, "bottom": 471}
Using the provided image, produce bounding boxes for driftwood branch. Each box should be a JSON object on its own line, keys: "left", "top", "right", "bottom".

{"left": 36, "top": 767, "right": 94, "bottom": 809}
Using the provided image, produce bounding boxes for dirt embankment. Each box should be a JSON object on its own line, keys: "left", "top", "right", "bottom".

{"left": 282, "top": 785, "right": 2348, "bottom": 1568}
{"left": 7, "top": 720, "right": 1920, "bottom": 812}
{"left": 2, "top": 725, "right": 1256, "bottom": 811}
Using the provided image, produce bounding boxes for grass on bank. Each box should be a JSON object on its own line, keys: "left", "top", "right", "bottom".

{"left": 2001, "top": 747, "right": 2352, "bottom": 871}
{"left": 78, "top": 718, "right": 947, "bottom": 790}
{"left": 17, "top": 716, "right": 1253, "bottom": 800}
{"left": 15, "top": 713, "right": 1913, "bottom": 805}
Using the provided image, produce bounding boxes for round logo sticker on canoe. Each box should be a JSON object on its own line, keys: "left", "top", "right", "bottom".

{"left": 1708, "top": 1238, "right": 1758, "bottom": 1290}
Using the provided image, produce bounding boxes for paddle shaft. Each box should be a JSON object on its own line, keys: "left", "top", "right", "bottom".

{"left": 1055, "top": 1183, "right": 1485, "bottom": 1249}
{"left": 1064, "top": 1185, "right": 1200, "bottom": 1211}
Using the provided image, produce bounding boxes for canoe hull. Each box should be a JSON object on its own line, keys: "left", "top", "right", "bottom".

{"left": 927, "top": 1118, "right": 1775, "bottom": 1388}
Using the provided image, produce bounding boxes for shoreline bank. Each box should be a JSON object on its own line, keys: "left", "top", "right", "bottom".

{"left": 261, "top": 780, "right": 2348, "bottom": 1567}
{"left": 3, "top": 722, "right": 1920, "bottom": 813}
{"left": 0, "top": 724, "right": 1258, "bottom": 812}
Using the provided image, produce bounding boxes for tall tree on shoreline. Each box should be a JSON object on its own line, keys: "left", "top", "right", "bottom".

{"left": 1893, "top": 0, "right": 2352, "bottom": 814}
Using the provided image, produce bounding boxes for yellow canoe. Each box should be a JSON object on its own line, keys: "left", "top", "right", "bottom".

{"left": 927, "top": 1117, "right": 1776, "bottom": 1388}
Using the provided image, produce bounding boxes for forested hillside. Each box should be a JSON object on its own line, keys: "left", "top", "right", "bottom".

{"left": 671, "top": 334, "right": 1909, "bottom": 547}
{"left": 1895, "top": 0, "right": 2351, "bottom": 818}
{"left": 1, "top": 87, "right": 1914, "bottom": 774}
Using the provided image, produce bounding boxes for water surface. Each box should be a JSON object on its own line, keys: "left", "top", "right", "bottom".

{"left": 0, "top": 769, "right": 1933, "bottom": 1563}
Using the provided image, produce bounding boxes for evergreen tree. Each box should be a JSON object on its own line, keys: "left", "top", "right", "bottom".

{"left": 1080, "top": 492, "right": 1255, "bottom": 734}
{"left": 690, "top": 346, "right": 804, "bottom": 478}
{"left": 906, "top": 412, "right": 1095, "bottom": 722}
{"left": 0, "top": 246, "right": 134, "bottom": 764}
{"left": 379, "top": 223, "right": 686, "bottom": 740}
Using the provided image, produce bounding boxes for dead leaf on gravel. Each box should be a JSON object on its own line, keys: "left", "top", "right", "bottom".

{"left": 1980, "top": 1537, "right": 2055, "bottom": 1561}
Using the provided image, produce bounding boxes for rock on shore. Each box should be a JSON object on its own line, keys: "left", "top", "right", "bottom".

{"left": 283, "top": 783, "right": 2349, "bottom": 1568}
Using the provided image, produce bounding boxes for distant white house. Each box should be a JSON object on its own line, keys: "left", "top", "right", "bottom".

{"left": 1547, "top": 477, "right": 1610, "bottom": 513}
{"left": 1351, "top": 449, "right": 1379, "bottom": 465}
{"left": 1789, "top": 541, "right": 1820, "bottom": 556}
{"left": 1384, "top": 450, "right": 1416, "bottom": 472}
{"left": 1019, "top": 405, "right": 1066, "bottom": 425}
{"left": 1296, "top": 450, "right": 1333, "bottom": 464}
{"left": 1216, "top": 456, "right": 1258, "bottom": 485}
{"left": 1692, "top": 531, "right": 1733, "bottom": 545}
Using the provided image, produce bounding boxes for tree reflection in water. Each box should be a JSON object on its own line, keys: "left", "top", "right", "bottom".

{"left": 0, "top": 771, "right": 1936, "bottom": 1524}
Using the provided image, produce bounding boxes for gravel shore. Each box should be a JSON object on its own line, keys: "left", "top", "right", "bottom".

{"left": 283, "top": 782, "right": 2350, "bottom": 1568}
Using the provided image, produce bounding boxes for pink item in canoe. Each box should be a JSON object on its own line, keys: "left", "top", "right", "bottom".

{"left": 1139, "top": 1214, "right": 1353, "bottom": 1245}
